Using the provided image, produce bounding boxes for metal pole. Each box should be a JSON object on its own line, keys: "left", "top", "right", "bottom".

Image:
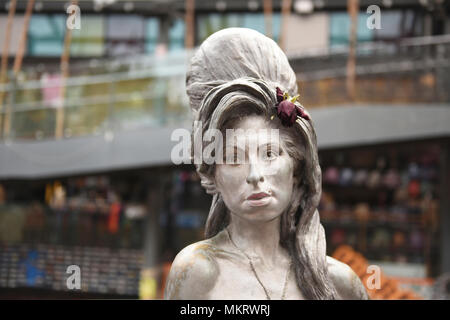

{"left": 57, "top": 0, "right": 78, "bottom": 139}
{"left": 184, "top": 0, "right": 195, "bottom": 49}
{"left": 13, "top": 0, "right": 35, "bottom": 75}
{"left": 0, "top": 0, "right": 17, "bottom": 139}
{"left": 346, "top": 0, "right": 359, "bottom": 101}
{"left": 279, "top": 0, "right": 292, "bottom": 51}
{"left": 263, "top": 0, "right": 273, "bottom": 40}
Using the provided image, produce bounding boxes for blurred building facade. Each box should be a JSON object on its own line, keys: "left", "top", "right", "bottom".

{"left": 0, "top": 0, "right": 449, "bottom": 299}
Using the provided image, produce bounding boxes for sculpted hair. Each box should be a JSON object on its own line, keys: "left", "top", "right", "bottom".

{"left": 186, "top": 28, "right": 339, "bottom": 300}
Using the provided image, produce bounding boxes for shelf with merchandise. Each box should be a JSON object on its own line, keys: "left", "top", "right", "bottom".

{"left": 318, "top": 140, "right": 443, "bottom": 277}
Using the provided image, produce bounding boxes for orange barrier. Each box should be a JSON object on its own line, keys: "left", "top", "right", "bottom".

{"left": 332, "top": 245, "right": 423, "bottom": 300}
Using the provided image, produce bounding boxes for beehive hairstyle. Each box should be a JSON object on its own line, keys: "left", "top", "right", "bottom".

{"left": 186, "top": 28, "right": 339, "bottom": 300}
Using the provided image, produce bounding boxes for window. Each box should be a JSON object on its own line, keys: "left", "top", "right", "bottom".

{"left": 169, "top": 18, "right": 185, "bottom": 52}
{"left": 106, "top": 15, "right": 145, "bottom": 56}
{"left": 329, "top": 12, "right": 374, "bottom": 48}
{"left": 242, "top": 13, "right": 282, "bottom": 43}
{"left": 71, "top": 15, "right": 105, "bottom": 57}
{"left": 196, "top": 13, "right": 282, "bottom": 45}
{"left": 28, "top": 14, "right": 65, "bottom": 56}
{"left": 0, "top": 15, "right": 25, "bottom": 56}
{"left": 146, "top": 17, "right": 160, "bottom": 54}
{"left": 374, "top": 10, "right": 423, "bottom": 40}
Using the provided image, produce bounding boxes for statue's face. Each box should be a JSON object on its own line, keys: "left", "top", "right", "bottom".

{"left": 215, "top": 115, "right": 295, "bottom": 222}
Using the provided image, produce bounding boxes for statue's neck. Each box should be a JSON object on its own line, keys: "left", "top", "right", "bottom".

{"left": 227, "top": 213, "right": 285, "bottom": 268}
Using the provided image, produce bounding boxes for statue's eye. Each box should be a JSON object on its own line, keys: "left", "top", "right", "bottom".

{"left": 263, "top": 146, "right": 279, "bottom": 160}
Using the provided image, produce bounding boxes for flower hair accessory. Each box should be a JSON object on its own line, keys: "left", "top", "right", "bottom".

{"left": 272, "top": 87, "right": 310, "bottom": 127}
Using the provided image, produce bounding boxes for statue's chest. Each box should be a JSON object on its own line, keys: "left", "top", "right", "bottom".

{"left": 207, "top": 258, "right": 305, "bottom": 300}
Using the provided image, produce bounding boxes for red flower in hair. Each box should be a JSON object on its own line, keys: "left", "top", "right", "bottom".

{"left": 273, "top": 87, "right": 310, "bottom": 126}
{"left": 276, "top": 87, "right": 284, "bottom": 103}
{"left": 277, "top": 100, "right": 298, "bottom": 127}
{"left": 297, "top": 106, "right": 310, "bottom": 121}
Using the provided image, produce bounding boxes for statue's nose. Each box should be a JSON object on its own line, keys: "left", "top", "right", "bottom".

{"left": 246, "top": 163, "right": 264, "bottom": 185}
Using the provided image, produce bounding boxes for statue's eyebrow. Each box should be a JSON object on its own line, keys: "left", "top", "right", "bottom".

{"left": 258, "top": 141, "right": 284, "bottom": 155}
{"left": 258, "top": 142, "right": 280, "bottom": 151}
{"left": 224, "top": 142, "right": 282, "bottom": 155}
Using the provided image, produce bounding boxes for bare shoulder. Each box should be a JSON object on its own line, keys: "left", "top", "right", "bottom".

{"left": 326, "top": 256, "right": 369, "bottom": 300}
{"left": 164, "top": 239, "right": 220, "bottom": 300}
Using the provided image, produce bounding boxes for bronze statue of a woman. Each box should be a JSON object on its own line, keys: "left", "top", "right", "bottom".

{"left": 165, "top": 28, "right": 369, "bottom": 300}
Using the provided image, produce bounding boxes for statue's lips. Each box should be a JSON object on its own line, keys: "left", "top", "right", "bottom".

{"left": 247, "top": 192, "right": 270, "bottom": 200}
{"left": 247, "top": 192, "right": 272, "bottom": 207}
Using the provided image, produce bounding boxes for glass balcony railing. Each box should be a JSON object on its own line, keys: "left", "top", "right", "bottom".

{"left": 0, "top": 51, "right": 192, "bottom": 141}
{"left": 288, "top": 34, "right": 450, "bottom": 107}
